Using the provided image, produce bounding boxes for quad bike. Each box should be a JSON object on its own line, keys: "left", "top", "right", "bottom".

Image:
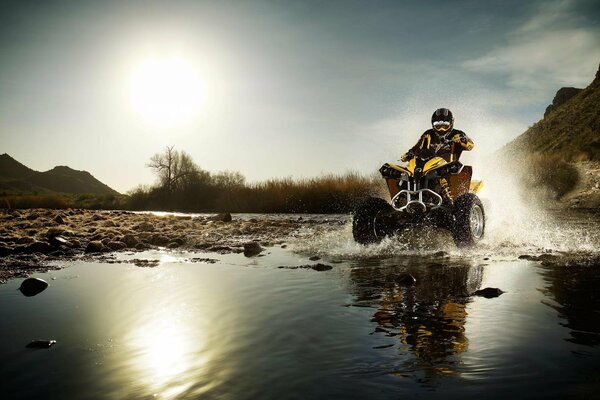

{"left": 352, "top": 143, "right": 485, "bottom": 247}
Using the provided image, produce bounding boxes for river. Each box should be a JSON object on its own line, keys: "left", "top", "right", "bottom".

{"left": 1, "top": 210, "right": 599, "bottom": 399}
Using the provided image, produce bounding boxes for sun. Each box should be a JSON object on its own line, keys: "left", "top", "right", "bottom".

{"left": 128, "top": 56, "right": 205, "bottom": 127}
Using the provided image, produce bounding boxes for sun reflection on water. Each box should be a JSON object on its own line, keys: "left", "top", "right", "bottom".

{"left": 126, "top": 305, "right": 208, "bottom": 399}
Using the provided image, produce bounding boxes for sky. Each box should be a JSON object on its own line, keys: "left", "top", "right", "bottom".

{"left": 0, "top": 0, "right": 599, "bottom": 193}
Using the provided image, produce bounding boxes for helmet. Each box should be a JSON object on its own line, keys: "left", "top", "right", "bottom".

{"left": 431, "top": 108, "right": 454, "bottom": 133}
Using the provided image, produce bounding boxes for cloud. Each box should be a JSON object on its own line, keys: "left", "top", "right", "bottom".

{"left": 463, "top": 0, "right": 600, "bottom": 93}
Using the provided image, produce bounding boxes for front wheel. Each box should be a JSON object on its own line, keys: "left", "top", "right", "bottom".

{"left": 452, "top": 193, "right": 485, "bottom": 247}
{"left": 352, "top": 197, "right": 394, "bottom": 244}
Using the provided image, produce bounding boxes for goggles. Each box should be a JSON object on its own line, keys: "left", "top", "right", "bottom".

{"left": 433, "top": 121, "right": 451, "bottom": 131}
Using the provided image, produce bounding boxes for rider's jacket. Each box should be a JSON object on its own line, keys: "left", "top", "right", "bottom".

{"left": 408, "top": 129, "right": 474, "bottom": 162}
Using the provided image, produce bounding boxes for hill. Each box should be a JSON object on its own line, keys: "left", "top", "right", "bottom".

{"left": 0, "top": 153, "right": 36, "bottom": 181}
{"left": 503, "top": 63, "right": 600, "bottom": 160}
{"left": 0, "top": 155, "right": 119, "bottom": 196}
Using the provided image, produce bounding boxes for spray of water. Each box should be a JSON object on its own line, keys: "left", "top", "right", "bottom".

{"left": 291, "top": 153, "right": 597, "bottom": 259}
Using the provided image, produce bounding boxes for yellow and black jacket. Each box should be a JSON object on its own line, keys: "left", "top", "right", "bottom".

{"left": 408, "top": 129, "right": 474, "bottom": 162}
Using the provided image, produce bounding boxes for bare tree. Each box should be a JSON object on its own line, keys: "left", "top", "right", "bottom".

{"left": 147, "top": 146, "right": 202, "bottom": 193}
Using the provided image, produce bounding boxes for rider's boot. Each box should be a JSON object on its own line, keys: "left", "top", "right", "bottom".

{"left": 439, "top": 177, "right": 453, "bottom": 206}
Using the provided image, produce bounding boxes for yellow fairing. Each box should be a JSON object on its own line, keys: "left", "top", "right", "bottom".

{"left": 470, "top": 180, "right": 484, "bottom": 194}
{"left": 386, "top": 163, "right": 413, "bottom": 176}
{"left": 394, "top": 157, "right": 448, "bottom": 176}
{"left": 423, "top": 157, "right": 447, "bottom": 174}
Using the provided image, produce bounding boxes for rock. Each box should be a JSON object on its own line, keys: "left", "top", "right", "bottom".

{"left": 50, "top": 236, "right": 70, "bottom": 248}
{"left": 19, "top": 278, "right": 49, "bottom": 297}
{"left": 0, "top": 244, "right": 12, "bottom": 256}
{"left": 210, "top": 213, "right": 232, "bottom": 222}
{"left": 243, "top": 242, "right": 263, "bottom": 257}
{"left": 45, "top": 227, "right": 65, "bottom": 238}
{"left": 472, "top": 287, "right": 504, "bottom": 298}
{"left": 518, "top": 254, "right": 536, "bottom": 260}
{"left": 26, "top": 340, "right": 56, "bottom": 349}
{"left": 278, "top": 263, "right": 333, "bottom": 271}
{"left": 433, "top": 251, "right": 449, "bottom": 257}
{"left": 167, "top": 241, "right": 181, "bottom": 249}
{"left": 397, "top": 273, "right": 416, "bottom": 285}
{"left": 121, "top": 234, "right": 138, "bottom": 247}
{"left": 544, "top": 87, "right": 583, "bottom": 117}
{"left": 135, "top": 221, "right": 154, "bottom": 232}
{"left": 17, "top": 237, "right": 34, "bottom": 244}
{"left": 53, "top": 214, "right": 65, "bottom": 225}
{"left": 107, "top": 241, "right": 127, "bottom": 251}
{"left": 149, "top": 234, "right": 170, "bottom": 246}
{"left": 24, "top": 241, "right": 52, "bottom": 254}
{"left": 311, "top": 263, "right": 332, "bottom": 271}
{"left": 85, "top": 241, "right": 105, "bottom": 253}
{"left": 308, "top": 256, "right": 320, "bottom": 261}
{"left": 135, "top": 242, "right": 149, "bottom": 250}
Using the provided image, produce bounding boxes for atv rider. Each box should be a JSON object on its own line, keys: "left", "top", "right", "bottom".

{"left": 400, "top": 108, "right": 474, "bottom": 204}
{"left": 401, "top": 108, "right": 474, "bottom": 163}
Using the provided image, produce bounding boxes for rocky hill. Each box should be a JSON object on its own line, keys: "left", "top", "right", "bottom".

{"left": 504, "top": 63, "right": 600, "bottom": 160}
{"left": 0, "top": 153, "right": 36, "bottom": 181}
{"left": 0, "top": 154, "right": 119, "bottom": 195}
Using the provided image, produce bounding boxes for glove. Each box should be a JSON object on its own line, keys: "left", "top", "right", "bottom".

{"left": 400, "top": 151, "right": 413, "bottom": 162}
{"left": 452, "top": 134, "right": 463, "bottom": 143}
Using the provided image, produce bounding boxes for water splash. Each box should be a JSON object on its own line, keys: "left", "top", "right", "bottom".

{"left": 291, "top": 154, "right": 599, "bottom": 259}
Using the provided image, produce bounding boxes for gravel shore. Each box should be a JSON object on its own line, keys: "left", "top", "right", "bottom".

{"left": 0, "top": 209, "right": 341, "bottom": 283}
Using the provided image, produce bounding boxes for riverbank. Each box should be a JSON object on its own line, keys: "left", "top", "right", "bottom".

{"left": 0, "top": 208, "right": 343, "bottom": 283}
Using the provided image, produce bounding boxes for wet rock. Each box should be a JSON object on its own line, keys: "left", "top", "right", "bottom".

{"left": 310, "top": 263, "right": 332, "bottom": 271}
{"left": 244, "top": 242, "right": 263, "bottom": 257}
{"left": 472, "top": 287, "right": 504, "bottom": 298}
{"left": 210, "top": 212, "right": 232, "bottom": 222}
{"left": 135, "top": 242, "right": 149, "bottom": 250}
{"left": 278, "top": 263, "right": 333, "bottom": 271}
{"left": 26, "top": 339, "right": 56, "bottom": 349}
{"left": 53, "top": 214, "right": 65, "bottom": 225}
{"left": 85, "top": 241, "right": 105, "bottom": 253}
{"left": 188, "top": 257, "right": 218, "bottom": 264}
{"left": 518, "top": 255, "right": 536, "bottom": 260}
{"left": 397, "top": 273, "right": 416, "bottom": 285}
{"left": 131, "top": 259, "right": 160, "bottom": 268}
{"left": 207, "top": 245, "right": 232, "bottom": 253}
{"left": 308, "top": 256, "right": 321, "bottom": 261}
{"left": 167, "top": 241, "right": 181, "bottom": 249}
{"left": 19, "top": 278, "right": 49, "bottom": 297}
{"left": 433, "top": 251, "right": 449, "bottom": 257}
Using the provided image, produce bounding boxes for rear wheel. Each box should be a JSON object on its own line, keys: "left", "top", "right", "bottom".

{"left": 452, "top": 193, "right": 485, "bottom": 247}
{"left": 352, "top": 197, "right": 395, "bottom": 244}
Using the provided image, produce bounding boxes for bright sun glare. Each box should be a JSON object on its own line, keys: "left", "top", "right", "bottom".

{"left": 129, "top": 56, "right": 204, "bottom": 127}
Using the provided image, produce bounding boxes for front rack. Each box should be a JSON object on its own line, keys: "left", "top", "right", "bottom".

{"left": 391, "top": 189, "right": 443, "bottom": 213}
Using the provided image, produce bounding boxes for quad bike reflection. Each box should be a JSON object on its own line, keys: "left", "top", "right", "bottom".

{"left": 353, "top": 142, "right": 485, "bottom": 247}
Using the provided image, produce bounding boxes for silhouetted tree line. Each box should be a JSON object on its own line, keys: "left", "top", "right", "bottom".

{"left": 126, "top": 146, "right": 382, "bottom": 213}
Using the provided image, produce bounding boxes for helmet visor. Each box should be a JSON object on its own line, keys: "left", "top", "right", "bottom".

{"left": 433, "top": 121, "right": 451, "bottom": 131}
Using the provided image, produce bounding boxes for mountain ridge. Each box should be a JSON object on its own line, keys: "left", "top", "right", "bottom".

{"left": 503, "top": 62, "right": 600, "bottom": 160}
{"left": 0, "top": 155, "right": 119, "bottom": 196}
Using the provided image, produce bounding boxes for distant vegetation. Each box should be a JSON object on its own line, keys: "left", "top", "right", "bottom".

{"left": 0, "top": 147, "right": 384, "bottom": 213}
{"left": 127, "top": 146, "right": 384, "bottom": 213}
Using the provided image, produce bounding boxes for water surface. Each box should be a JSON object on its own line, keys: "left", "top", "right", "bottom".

{"left": 1, "top": 214, "right": 600, "bottom": 399}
